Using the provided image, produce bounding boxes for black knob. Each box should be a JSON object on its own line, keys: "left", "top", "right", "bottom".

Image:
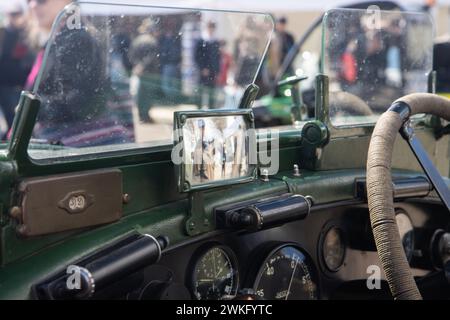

{"left": 229, "top": 210, "right": 254, "bottom": 228}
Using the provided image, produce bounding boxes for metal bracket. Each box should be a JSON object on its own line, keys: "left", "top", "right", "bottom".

{"left": 7, "top": 92, "right": 41, "bottom": 165}
{"left": 400, "top": 121, "right": 450, "bottom": 212}
{"left": 238, "top": 83, "right": 260, "bottom": 109}
{"left": 185, "top": 192, "right": 212, "bottom": 236}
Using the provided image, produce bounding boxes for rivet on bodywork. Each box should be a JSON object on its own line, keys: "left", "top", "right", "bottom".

{"left": 9, "top": 206, "right": 22, "bottom": 221}
{"left": 122, "top": 194, "right": 131, "bottom": 204}
{"left": 260, "top": 169, "right": 269, "bottom": 182}
{"left": 293, "top": 164, "right": 301, "bottom": 177}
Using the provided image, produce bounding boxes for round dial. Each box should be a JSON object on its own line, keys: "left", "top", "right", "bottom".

{"left": 396, "top": 212, "right": 415, "bottom": 262}
{"left": 191, "top": 246, "right": 238, "bottom": 300}
{"left": 322, "top": 226, "right": 346, "bottom": 272}
{"left": 253, "top": 245, "right": 318, "bottom": 300}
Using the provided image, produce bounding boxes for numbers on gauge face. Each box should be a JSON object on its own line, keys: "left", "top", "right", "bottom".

{"left": 253, "top": 245, "right": 318, "bottom": 300}
{"left": 191, "top": 246, "right": 238, "bottom": 300}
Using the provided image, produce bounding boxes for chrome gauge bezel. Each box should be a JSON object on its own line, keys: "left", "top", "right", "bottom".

{"left": 251, "top": 243, "right": 319, "bottom": 300}
{"left": 188, "top": 244, "right": 239, "bottom": 300}
{"left": 319, "top": 223, "right": 347, "bottom": 273}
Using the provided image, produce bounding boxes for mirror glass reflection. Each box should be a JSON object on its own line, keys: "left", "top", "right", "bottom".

{"left": 182, "top": 115, "right": 251, "bottom": 187}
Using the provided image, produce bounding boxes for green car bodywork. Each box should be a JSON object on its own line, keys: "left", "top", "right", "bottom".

{"left": 1, "top": 80, "right": 448, "bottom": 299}
{"left": 0, "top": 3, "right": 448, "bottom": 300}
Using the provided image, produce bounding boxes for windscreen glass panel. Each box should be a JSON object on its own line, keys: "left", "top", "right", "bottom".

{"left": 29, "top": 2, "right": 273, "bottom": 160}
{"left": 322, "top": 8, "right": 433, "bottom": 126}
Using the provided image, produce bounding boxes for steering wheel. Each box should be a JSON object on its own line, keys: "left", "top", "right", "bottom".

{"left": 367, "top": 93, "right": 450, "bottom": 300}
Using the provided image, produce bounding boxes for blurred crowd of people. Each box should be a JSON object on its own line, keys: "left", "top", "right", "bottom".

{"left": 0, "top": 0, "right": 445, "bottom": 143}
{"left": 0, "top": 0, "right": 275, "bottom": 147}
{"left": 126, "top": 16, "right": 273, "bottom": 123}
{"left": 257, "top": 16, "right": 295, "bottom": 95}
{"left": 125, "top": 18, "right": 230, "bottom": 122}
{"left": 0, "top": 1, "right": 34, "bottom": 136}
{"left": 0, "top": 0, "right": 75, "bottom": 139}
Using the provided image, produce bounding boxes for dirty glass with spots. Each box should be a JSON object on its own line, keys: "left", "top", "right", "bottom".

{"left": 29, "top": 2, "right": 273, "bottom": 159}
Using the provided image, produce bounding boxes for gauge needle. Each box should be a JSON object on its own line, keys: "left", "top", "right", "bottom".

{"left": 285, "top": 258, "right": 299, "bottom": 300}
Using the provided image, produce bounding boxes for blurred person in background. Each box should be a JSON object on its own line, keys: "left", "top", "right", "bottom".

{"left": 129, "top": 19, "right": 161, "bottom": 123}
{"left": 421, "top": 0, "right": 436, "bottom": 12}
{"left": 273, "top": 17, "right": 294, "bottom": 74}
{"left": 26, "top": 0, "right": 130, "bottom": 147}
{"left": 216, "top": 40, "right": 233, "bottom": 88}
{"left": 195, "top": 21, "right": 221, "bottom": 109}
{"left": 0, "top": 1, "right": 34, "bottom": 136}
{"left": 25, "top": 0, "right": 74, "bottom": 91}
{"left": 159, "top": 18, "right": 182, "bottom": 100}
{"left": 234, "top": 17, "right": 262, "bottom": 87}
{"left": 261, "top": 16, "right": 295, "bottom": 91}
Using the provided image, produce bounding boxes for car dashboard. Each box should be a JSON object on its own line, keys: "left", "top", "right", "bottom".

{"left": 23, "top": 169, "right": 450, "bottom": 301}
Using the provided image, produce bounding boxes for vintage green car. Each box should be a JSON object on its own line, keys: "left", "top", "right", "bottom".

{"left": 0, "top": 2, "right": 449, "bottom": 301}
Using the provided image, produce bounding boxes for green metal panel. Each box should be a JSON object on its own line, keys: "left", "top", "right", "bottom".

{"left": 0, "top": 167, "right": 427, "bottom": 299}
{"left": 0, "top": 88, "right": 447, "bottom": 299}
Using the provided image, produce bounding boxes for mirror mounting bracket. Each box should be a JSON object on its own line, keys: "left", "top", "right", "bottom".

{"left": 315, "top": 74, "right": 329, "bottom": 125}
{"left": 239, "top": 84, "right": 260, "bottom": 109}
{"left": 185, "top": 191, "right": 212, "bottom": 236}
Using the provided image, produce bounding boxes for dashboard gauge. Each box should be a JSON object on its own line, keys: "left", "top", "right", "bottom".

{"left": 191, "top": 245, "right": 239, "bottom": 300}
{"left": 395, "top": 212, "right": 415, "bottom": 262}
{"left": 322, "top": 226, "right": 346, "bottom": 272}
{"left": 253, "top": 245, "right": 318, "bottom": 300}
